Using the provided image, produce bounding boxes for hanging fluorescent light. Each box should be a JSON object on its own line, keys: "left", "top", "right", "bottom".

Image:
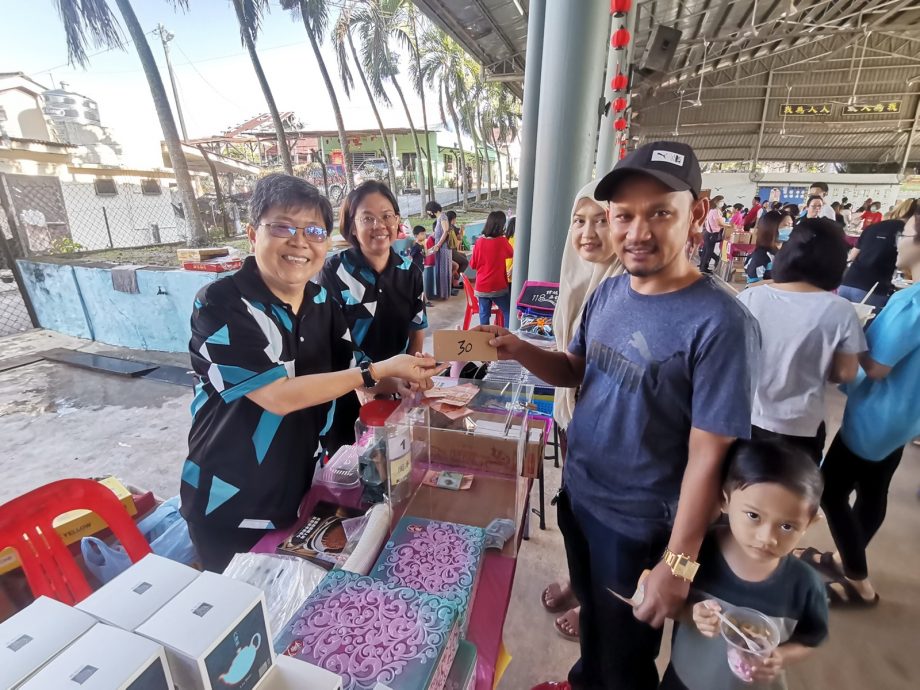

{"left": 512, "top": 0, "right": 525, "bottom": 16}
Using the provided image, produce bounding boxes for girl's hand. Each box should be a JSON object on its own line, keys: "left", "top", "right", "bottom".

{"left": 692, "top": 600, "right": 721, "bottom": 638}
{"left": 750, "top": 647, "right": 784, "bottom": 683}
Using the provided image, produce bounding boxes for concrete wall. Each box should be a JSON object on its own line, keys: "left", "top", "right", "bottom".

{"left": 17, "top": 259, "right": 221, "bottom": 352}
{"left": 61, "top": 182, "right": 189, "bottom": 250}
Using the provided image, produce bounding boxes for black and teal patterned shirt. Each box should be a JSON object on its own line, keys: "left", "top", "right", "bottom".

{"left": 180, "top": 257, "right": 354, "bottom": 529}
{"left": 319, "top": 247, "right": 427, "bottom": 363}
{"left": 318, "top": 246, "right": 428, "bottom": 450}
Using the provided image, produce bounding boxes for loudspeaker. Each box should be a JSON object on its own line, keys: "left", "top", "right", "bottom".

{"left": 638, "top": 24, "right": 682, "bottom": 75}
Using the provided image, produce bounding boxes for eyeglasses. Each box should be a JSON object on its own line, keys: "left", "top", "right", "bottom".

{"left": 260, "top": 222, "right": 328, "bottom": 243}
{"left": 356, "top": 213, "right": 400, "bottom": 230}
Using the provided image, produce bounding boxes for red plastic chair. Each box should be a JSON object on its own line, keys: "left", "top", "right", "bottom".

{"left": 0, "top": 479, "right": 151, "bottom": 604}
{"left": 461, "top": 277, "right": 506, "bottom": 329}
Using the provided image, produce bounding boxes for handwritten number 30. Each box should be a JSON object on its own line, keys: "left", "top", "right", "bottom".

{"left": 457, "top": 340, "right": 473, "bottom": 355}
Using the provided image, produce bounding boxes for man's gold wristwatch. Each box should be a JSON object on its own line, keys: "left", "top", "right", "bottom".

{"left": 662, "top": 548, "right": 700, "bottom": 582}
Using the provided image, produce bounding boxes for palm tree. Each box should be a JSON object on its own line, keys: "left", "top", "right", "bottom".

{"left": 482, "top": 83, "right": 521, "bottom": 198}
{"left": 232, "top": 0, "right": 293, "bottom": 174}
{"left": 281, "top": 0, "right": 354, "bottom": 189}
{"left": 55, "top": 0, "right": 207, "bottom": 245}
{"left": 406, "top": 3, "right": 435, "bottom": 203}
{"left": 457, "top": 74, "right": 483, "bottom": 200}
{"left": 351, "top": 0, "right": 428, "bottom": 207}
{"left": 331, "top": 2, "right": 397, "bottom": 192}
{"left": 420, "top": 30, "right": 469, "bottom": 207}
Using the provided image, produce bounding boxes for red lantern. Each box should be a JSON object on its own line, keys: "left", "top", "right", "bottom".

{"left": 611, "top": 27, "right": 631, "bottom": 50}
{"left": 614, "top": 117, "right": 628, "bottom": 131}
{"left": 619, "top": 147, "right": 628, "bottom": 160}
{"left": 611, "top": 71, "right": 629, "bottom": 91}
{"left": 612, "top": 97, "right": 628, "bottom": 113}
{"left": 611, "top": 0, "right": 632, "bottom": 17}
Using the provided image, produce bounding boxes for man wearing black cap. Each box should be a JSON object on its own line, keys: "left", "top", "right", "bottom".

{"left": 478, "top": 142, "right": 760, "bottom": 690}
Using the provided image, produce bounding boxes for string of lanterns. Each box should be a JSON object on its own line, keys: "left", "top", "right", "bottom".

{"left": 610, "top": 0, "right": 632, "bottom": 159}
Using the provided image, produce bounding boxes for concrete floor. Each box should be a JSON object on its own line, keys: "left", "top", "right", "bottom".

{"left": 1, "top": 289, "right": 918, "bottom": 689}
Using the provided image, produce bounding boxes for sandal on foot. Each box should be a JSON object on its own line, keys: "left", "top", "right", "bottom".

{"left": 541, "top": 582, "right": 577, "bottom": 613}
{"left": 554, "top": 607, "right": 580, "bottom": 642}
{"left": 826, "top": 577, "right": 880, "bottom": 609}
{"left": 795, "top": 547, "right": 843, "bottom": 579}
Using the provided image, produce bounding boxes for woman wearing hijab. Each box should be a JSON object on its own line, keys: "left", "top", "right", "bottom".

{"left": 540, "top": 180, "right": 624, "bottom": 643}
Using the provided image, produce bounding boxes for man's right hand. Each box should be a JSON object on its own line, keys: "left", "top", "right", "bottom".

{"left": 472, "top": 325, "right": 522, "bottom": 360}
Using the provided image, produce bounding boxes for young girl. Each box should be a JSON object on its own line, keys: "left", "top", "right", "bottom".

{"left": 469, "top": 210, "right": 513, "bottom": 325}
{"left": 661, "top": 440, "right": 829, "bottom": 689}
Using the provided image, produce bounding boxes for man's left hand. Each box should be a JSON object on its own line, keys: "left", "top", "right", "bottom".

{"left": 633, "top": 560, "right": 690, "bottom": 628}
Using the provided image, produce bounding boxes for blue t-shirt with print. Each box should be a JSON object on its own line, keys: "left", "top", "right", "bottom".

{"left": 565, "top": 275, "right": 760, "bottom": 540}
{"left": 840, "top": 282, "right": 920, "bottom": 461}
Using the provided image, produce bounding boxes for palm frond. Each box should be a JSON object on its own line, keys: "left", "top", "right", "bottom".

{"left": 54, "top": 0, "right": 124, "bottom": 68}
{"left": 234, "top": 0, "right": 270, "bottom": 44}
{"left": 330, "top": 7, "right": 355, "bottom": 97}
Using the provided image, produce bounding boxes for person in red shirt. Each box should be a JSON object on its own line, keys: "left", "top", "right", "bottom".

{"left": 742, "top": 195, "right": 762, "bottom": 230}
{"left": 861, "top": 201, "right": 883, "bottom": 229}
{"left": 470, "top": 210, "right": 514, "bottom": 325}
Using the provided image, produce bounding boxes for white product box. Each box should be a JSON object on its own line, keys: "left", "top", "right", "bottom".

{"left": 0, "top": 596, "right": 96, "bottom": 688}
{"left": 256, "top": 655, "right": 342, "bottom": 690}
{"left": 136, "top": 571, "right": 273, "bottom": 690}
{"left": 20, "top": 623, "right": 173, "bottom": 690}
{"left": 76, "top": 554, "right": 200, "bottom": 631}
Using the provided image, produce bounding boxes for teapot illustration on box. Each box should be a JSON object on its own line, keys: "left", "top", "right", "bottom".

{"left": 219, "top": 632, "right": 261, "bottom": 686}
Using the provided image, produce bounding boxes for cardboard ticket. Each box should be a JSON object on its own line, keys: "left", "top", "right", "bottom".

{"left": 433, "top": 330, "right": 498, "bottom": 362}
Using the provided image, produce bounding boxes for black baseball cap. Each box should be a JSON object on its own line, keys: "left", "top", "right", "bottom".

{"left": 595, "top": 141, "right": 702, "bottom": 201}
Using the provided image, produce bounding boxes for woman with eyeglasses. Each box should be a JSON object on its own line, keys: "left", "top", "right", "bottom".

{"left": 319, "top": 181, "right": 431, "bottom": 444}
{"left": 182, "top": 175, "right": 438, "bottom": 571}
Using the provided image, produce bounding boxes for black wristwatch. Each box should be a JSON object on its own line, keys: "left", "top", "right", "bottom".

{"left": 359, "top": 360, "right": 378, "bottom": 388}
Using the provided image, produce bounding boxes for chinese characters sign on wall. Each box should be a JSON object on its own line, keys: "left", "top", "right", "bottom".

{"left": 779, "top": 102, "right": 902, "bottom": 117}
{"left": 842, "top": 102, "right": 901, "bottom": 115}
{"left": 780, "top": 103, "right": 831, "bottom": 116}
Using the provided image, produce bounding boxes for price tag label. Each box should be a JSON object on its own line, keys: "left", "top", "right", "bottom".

{"left": 433, "top": 330, "right": 499, "bottom": 362}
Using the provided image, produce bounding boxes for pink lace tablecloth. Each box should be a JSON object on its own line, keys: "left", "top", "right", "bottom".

{"left": 251, "top": 486, "right": 519, "bottom": 690}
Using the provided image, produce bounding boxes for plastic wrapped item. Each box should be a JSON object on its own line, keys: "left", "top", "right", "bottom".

{"left": 223, "top": 552, "right": 328, "bottom": 639}
{"left": 341, "top": 502, "right": 392, "bottom": 576}
{"left": 314, "top": 444, "right": 360, "bottom": 490}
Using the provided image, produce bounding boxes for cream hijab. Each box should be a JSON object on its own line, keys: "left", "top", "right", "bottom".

{"left": 552, "top": 179, "right": 624, "bottom": 428}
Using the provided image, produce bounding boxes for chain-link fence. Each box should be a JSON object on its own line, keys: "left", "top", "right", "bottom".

{"left": 0, "top": 187, "right": 35, "bottom": 338}
{"left": 1, "top": 173, "right": 251, "bottom": 257}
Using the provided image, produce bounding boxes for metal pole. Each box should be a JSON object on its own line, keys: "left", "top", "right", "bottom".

{"left": 527, "top": 0, "right": 610, "bottom": 284}
{"left": 319, "top": 137, "right": 329, "bottom": 198}
{"left": 597, "top": 5, "right": 638, "bottom": 175}
{"left": 0, "top": 173, "right": 39, "bottom": 327}
{"left": 157, "top": 24, "right": 189, "bottom": 141}
{"left": 509, "top": 0, "right": 546, "bottom": 329}
{"left": 752, "top": 70, "right": 774, "bottom": 172}
{"left": 102, "top": 207, "right": 114, "bottom": 248}
{"left": 900, "top": 88, "right": 920, "bottom": 177}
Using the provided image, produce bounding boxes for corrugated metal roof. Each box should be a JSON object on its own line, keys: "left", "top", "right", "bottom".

{"left": 629, "top": 0, "right": 920, "bottom": 163}
{"left": 412, "top": 0, "right": 528, "bottom": 98}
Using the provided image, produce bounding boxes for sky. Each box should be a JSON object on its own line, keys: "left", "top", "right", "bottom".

{"left": 2, "top": 1, "right": 443, "bottom": 167}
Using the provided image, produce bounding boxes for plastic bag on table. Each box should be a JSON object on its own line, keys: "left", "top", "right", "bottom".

{"left": 80, "top": 496, "right": 199, "bottom": 584}
{"left": 223, "top": 552, "right": 328, "bottom": 639}
{"left": 136, "top": 495, "right": 182, "bottom": 542}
